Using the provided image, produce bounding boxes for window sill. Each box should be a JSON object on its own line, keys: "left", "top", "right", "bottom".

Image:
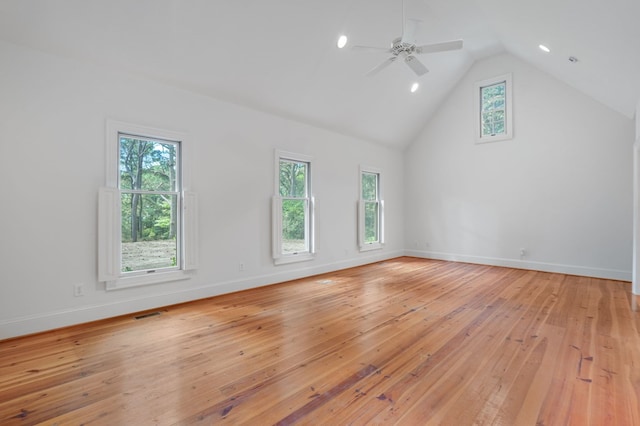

{"left": 274, "top": 253, "right": 315, "bottom": 266}
{"left": 360, "top": 243, "right": 383, "bottom": 252}
{"left": 475, "top": 133, "right": 513, "bottom": 144}
{"left": 106, "top": 270, "right": 192, "bottom": 291}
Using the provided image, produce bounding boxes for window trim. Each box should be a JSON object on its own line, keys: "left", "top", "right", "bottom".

{"left": 272, "top": 150, "right": 315, "bottom": 265}
{"left": 99, "top": 120, "right": 197, "bottom": 290}
{"left": 358, "top": 165, "right": 384, "bottom": 252}
{"left": 474, "top": 73, "right": 513, "bottom": 143}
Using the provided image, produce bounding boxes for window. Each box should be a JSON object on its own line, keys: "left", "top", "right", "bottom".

{"left": 272, "top": 151, "right": 314, "bottom": 265}
{"left": 99, "top": 120, "right": 198, "bottom": 290}
{"left": 359, "top": 166, "right": 384, "bottom": 251}
{"left": 475, "top": 73, "right": 513, "bottom": 143}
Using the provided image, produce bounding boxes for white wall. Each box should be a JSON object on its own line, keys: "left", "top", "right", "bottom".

{"left": 0, "top": 41, "right": 405, "bottom": 339}
{"left": 404, "top": 53, "right": 634, "bottom": 280}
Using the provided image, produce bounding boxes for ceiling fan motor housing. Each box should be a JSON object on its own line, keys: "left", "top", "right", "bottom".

{"left": 391, "top": 37, "right": 416, "bottom": 56}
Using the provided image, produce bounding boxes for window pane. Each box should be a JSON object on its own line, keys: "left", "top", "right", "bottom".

{"left": 362, "top": 172, "right": 378, "bottom": 201}
{"left": 121, "top": 193, "right": 178, "bottom": 272}
{"left": 482, "top": 85, "right": 496, "bottom": 105}
{"left": 482, "top": 112, "right": 494, "bottom": 136}
{"left": 481, "top": 82, "right": 505, "bottom": 112}
{"left": 494, "top": 110, "right": 505, "bottom": 134}
{"left": 281, "top": 198, "right": 307, "bottom": 254}
{"left": 279, "top": 160, "right": 307, "bottom": 198}
{"left": 365, "top": 201, "right": 379, "bottom": 243}
{"left": 481, "top": 86, "right": 494, "bottom": 104}
{"left": 120, "top": 137, "right": 178, "bottom": 192}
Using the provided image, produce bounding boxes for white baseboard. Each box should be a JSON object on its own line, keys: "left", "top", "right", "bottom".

{"left": 0, "top": 250, "right": 403, "bottom": 340}
{"left": 404, "top": 249, "right": 632, "bottom": 282}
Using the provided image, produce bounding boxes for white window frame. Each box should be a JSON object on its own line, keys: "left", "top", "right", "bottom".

{"left": 475, "top": 73, "right": 513, "bottom": 143}
{"left": 99, "top": 120, "right": 198, "bottom": 290}
{"left": 358, "top": 165, "right": 384, "bottom": 252}
{"left": 272, "top": 150, "right": 315, "bottom": 265}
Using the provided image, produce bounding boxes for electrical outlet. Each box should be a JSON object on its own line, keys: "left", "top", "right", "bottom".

{"left": 520, "top": 248, "right": 526, "bottom": 257}
{"left": 74, "top": 283, "right": 84, "bottom": 297}
{"left": 239, "top": 263, "right": 245, "bottom": 272}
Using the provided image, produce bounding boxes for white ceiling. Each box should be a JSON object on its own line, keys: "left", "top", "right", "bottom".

{"left": 0, "top": 0, "right": 638, "bottom": 148}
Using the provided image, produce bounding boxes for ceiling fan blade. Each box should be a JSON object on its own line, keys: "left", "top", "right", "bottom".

{"left": 404, "top": 55, "right": 428, "bottom": 76}
{"left": 352, "top": 45, "right": 391, "bottom": 53}
{"left": 366, "top": 57, "right": 397, "bottom": 76}
{"left": 415, "top": 39, "right": 463, "bottom": 54}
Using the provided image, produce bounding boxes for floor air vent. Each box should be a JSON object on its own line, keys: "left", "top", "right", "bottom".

{"left": 134, "top": 311, "right": 162, "bottom": 320}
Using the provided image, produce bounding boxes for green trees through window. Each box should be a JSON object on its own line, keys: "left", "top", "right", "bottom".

{"left": 481, "top": 81, "right": 506, "bottom": 137}
{"left": 278, "top": 159, "right": 309, "bottom": 254}
{"left": 119, "top": 135, "right": 180, "bottom": 272}
{"left": 362, "top": 172, "right": 379, "bottom": 243}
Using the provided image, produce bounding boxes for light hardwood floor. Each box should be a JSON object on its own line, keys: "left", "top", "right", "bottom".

{"left": 1, "top": 257, "right": 639, "bottom": 425}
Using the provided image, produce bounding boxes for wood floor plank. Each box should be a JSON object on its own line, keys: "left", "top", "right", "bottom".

{"left": 1, "top": 257, "right": 639, "bottom": 425}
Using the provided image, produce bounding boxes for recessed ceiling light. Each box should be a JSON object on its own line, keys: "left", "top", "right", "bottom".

{"left": 410, "top": 82, "right": 419, "bottom": 93}
{"left": 539, "top": 44, "right": 551, "bottom": 53}
{"left": 337, "top": 35, "right": 348, "bottom": 49}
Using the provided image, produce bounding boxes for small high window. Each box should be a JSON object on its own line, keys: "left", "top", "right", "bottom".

{"left": 475, "top": 73, "right": 513, "bottom": 143}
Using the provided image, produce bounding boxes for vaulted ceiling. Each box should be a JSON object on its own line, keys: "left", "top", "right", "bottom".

{"left": 1, "top": 0, "right": 638, "bottom": 148}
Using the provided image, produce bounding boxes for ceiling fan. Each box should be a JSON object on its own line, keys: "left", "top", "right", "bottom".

{"left": 351, "top": 0, "right": 463, "bottom": 77}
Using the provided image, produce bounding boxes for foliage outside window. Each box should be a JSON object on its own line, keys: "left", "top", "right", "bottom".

{"left": 475, "top": 73, "right": 513, "bottom": 143}
{"left": 119, "top": 135, "right": 180, "bottom": 273}
{"left": 481, "top": 82, "right": 505, "bottom": 136}
{"left": 359, "top": 167, "right": 384, "bottom": 251}
{"left": 273, "top": 151, "right": 314, "bottom": 265}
